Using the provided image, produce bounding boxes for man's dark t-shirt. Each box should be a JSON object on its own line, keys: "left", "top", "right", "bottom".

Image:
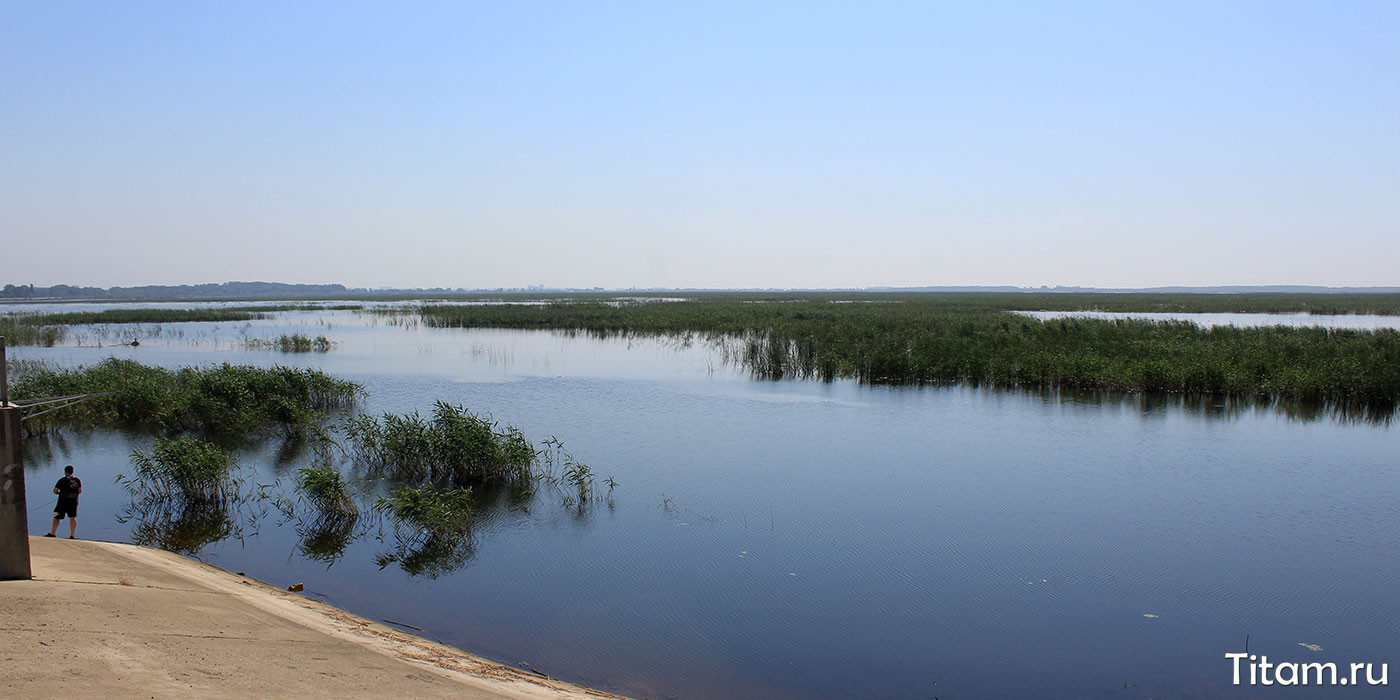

{"left": 55, "top": 476, "right": 81, "bottom": 502}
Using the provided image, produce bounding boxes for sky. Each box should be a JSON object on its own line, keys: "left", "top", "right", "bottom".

{"left": 2, "top": 1, "right": 1397, "bottom": 289}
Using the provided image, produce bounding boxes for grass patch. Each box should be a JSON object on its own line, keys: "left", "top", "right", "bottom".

{"left": 116, "top": 438, "right": 254, "bottom": 555}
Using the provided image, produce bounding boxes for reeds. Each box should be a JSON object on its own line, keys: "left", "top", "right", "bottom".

{"left": 120, "top": 437, "right": 240, "bottom": 505}
{"left": 0, "top": 315, "right": 67, "bottom": 346}
{"left": 411, "top": 296, "right": 1400, "bottom": 413}
{"left": 295, "top": 464, "right": 357, "bottom": 518}
{"left": 343, "top": 401, "right": 535, "bottom": 487}
{"left": 11, "top": 358, "right": 363, "bottom": 437}
{"left": 242, "top": 334, "right": 334, "bottom": 352}
{"left": 372, "top": 484, "right": 477, "bottom": 577}
{"left": 17, "top": 308, "right": 272, "bottom": 325}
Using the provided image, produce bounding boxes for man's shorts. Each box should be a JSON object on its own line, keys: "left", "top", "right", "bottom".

{"left": 54, "top": 499, "right": 78, "bottom": 520}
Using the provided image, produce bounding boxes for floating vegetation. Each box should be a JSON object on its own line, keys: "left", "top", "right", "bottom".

{"left": 11, "top": 358, "right": 363, "bottom": 437}
{"left": 412, "top": 297, "right": 1400, "bottom": 413}
{"left": 242, "top": 334, "right": 334, "bottom": 353}
{"left": 373, "top": 484, "right": 477, "bottom": 577}
{"left": 343, "top": 401, "right": 535, "bottom": 487}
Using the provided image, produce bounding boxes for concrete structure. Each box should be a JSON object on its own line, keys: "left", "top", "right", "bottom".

{"left": 0, "top": 404, "right": 29, "bottom": 581}
{"left": 3, "top": 536, "right": 625, "bottom": 699}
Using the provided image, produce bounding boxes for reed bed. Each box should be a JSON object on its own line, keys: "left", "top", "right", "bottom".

{"left": 412, "top": 297, "right": 1400, "bottom": 411}
{"left": 16, "top": 308, "right": 272, "bottom": 325}
{"left": 242, "top": 334, "right": 334, "bottom": 352}
{"left": 0, "top": 315, "right": 67, "bottom": 346}
{"left": 343, "top": 401, "right": 535, "bottom": 487}
{"left": 11, "top": 358, "right": 363, "bottom": 436}
{"left": 120, "top": 437, "right": 240, "bottom": 505}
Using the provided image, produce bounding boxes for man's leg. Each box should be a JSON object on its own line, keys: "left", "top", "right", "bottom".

{"left": 68, "top": 517, "right": 77, "bottom": 538}
{"left": 48, "top": 517, "right": 60, "bottom": 537}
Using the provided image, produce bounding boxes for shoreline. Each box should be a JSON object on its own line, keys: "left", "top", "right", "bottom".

{"left": 2, "top": 536, "right": 629, "bottom": 700}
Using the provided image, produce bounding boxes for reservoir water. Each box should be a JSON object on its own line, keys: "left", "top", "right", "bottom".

{"left": 10, "top": 306, "right": 1398, "bottom": 699}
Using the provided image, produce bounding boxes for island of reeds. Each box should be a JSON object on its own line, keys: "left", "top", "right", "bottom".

{"left": 401, "top": 295, "right": 1400, "bottom": 412}
{"left": 10, "top": 358, "right": 362, "bottom": 437}
{"left": 241, "top": 334, "right": 334, "bottom": 352}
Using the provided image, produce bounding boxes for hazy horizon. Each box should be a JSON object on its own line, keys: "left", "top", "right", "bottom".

{"left": 4, "top": 2, "right": 1397, "bottom": 289}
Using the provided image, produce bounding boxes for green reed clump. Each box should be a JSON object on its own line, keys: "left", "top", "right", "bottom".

{"left": 11, "top": 358, "right": 362, "bottom": 437}
{"left": 121, "top": 437, "right": 240, "bottom": 505}
{"left": 374, "top": 484, "right": 475, "bottom": 538}
{"left": 242, "top": 334, "right": 334, "bottom": 352}
{"left": 411, "top": 295, "right": 1400, "bottom": 413}
{"left": 295, "top": 464, "right": 357, "bottom": 517}
{"left": 373, "top": 484, "right": 477, "bottom": 577}
{"left": 538, "top": 436, "right": 601, "bottom": 505}
{"left": 0, "top": 316, "right": 67, "bottom": 346}
{"left": 343, "top": 401, "right": 535, "bottom": 487}
{"left": 292, "top": 463, "right": 363, "bottom": 564}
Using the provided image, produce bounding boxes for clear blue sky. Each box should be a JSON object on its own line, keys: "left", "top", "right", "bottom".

{"left": 3, "top": 1, "right": 1396, "bottom": 289}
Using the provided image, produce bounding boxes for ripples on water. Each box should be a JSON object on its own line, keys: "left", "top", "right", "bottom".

{"left": 11, "top": 306, "right": 1399, "bottom": 699}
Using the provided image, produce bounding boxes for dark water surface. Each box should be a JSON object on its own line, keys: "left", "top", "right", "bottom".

{"left": 12, "top": 308, "right": 1399, "bottom": 699}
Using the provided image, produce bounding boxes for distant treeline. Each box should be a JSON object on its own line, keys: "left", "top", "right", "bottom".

{"left": 412, "top": 298, "right": 1400, "bottom": 412}
{"left": 1, "top": 282, "right": 353, "bottom": 300}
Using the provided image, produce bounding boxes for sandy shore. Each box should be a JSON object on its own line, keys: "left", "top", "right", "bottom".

{"left": 1, "top": 536, "right": 629, "bottom": 700}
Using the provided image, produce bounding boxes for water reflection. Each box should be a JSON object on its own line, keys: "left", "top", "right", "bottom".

{"left": 121, "top": 499, "right": 242, "bottom": 556}
{"left": 374, "top": 529, "right": 477, "bottom": 579}
{"left": 1010, "top": 385, "right": 1395, "bottom": 427}
{"left": 295, "top": 512, "right": 366, "bottom": 566}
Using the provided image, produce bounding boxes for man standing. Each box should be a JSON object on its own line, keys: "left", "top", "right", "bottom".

{"left": 45, "top": 465, "right": 81, "bottom": 539}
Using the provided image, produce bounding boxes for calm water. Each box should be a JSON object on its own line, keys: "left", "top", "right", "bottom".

{"left": 12, "top": 308, "right": 1399, "bottom": 699}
